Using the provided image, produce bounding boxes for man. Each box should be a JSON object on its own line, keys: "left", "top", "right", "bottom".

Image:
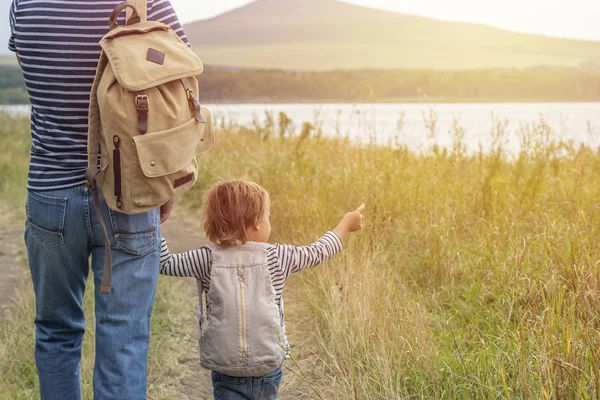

{"left": 8, "top": 1, "right": 187, "bottom": 398}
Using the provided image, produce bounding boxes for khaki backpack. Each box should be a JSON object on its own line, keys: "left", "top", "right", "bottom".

{"left": 86, "top": 0, "right": 214, "bottom": 294}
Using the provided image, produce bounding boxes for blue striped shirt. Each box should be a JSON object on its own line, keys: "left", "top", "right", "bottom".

{"left": 8, "top": 0, "right": 189, "bottom": 191}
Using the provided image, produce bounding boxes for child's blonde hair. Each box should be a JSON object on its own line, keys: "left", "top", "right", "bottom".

{"left": 202, "top": 180, "right": 270, "bottom": 246}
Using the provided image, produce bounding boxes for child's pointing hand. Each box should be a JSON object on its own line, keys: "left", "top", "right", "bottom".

{"left": 347, "top": 204, "right": 365, "bottom": 232}
{"left": 334, "top": 204, "right": 365, "bottom": 240}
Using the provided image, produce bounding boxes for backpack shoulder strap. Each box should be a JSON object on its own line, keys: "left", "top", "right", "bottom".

{"left": 126, "top": 0, "right": 147, "bottom": 23}
{"left": 87, "top": 54, "right": 107, "bottom": 172}
{"left": 197, "top": 244, "right": 212, "bottom": 334}
{"left": 86, "top": 52, "right": 114, "bottom": 295}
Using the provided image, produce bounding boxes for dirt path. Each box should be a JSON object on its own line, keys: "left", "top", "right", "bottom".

{"left": 160, "top": 211, "right": 214, "bottom": 399}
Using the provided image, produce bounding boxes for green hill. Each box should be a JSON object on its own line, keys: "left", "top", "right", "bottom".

{"left": 185, "top": 0, "right": 600, "bottom": 70}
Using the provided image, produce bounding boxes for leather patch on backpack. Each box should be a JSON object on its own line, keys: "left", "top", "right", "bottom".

{"left": 146, "top": 48, "right": 165, "bottom": 65}
{"left": 174, "top": 172, "right": 194, "bottom": 188}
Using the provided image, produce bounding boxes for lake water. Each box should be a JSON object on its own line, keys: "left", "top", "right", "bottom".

{"left": 3, "top": 103, "right": 600, "bottom": 154}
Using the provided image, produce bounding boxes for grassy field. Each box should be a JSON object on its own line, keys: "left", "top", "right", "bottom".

{"left": 2, "top": 111, "right": 600, "bottom": 398}
{"left": 190, "top": 117, "right": 600, "bottom": 399}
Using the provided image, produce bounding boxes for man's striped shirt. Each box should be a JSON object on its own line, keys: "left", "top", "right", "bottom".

{"left": 8, "top": 0, "right": 189, "bottom": 191}
{"left": 159, "top": 231, "right": 343, "bottom": 354}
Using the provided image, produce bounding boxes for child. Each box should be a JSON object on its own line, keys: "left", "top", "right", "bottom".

{"left": 159, "top": 179, "right": 364, "bottom": 399}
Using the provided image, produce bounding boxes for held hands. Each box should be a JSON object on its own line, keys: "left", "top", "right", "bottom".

{"left": 160, "top": 198, "right": 175, "bottom": 224}
{"left": 334, "top": 204, "right": 365, "bottom": 240}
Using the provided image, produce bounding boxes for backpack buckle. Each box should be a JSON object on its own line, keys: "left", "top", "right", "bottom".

{"left": 135, "top": 93, "right": 149, "bottom": 134}
{"left": 135, "top": 94, "right": 149, "bottom": 111}
{"left": 185, "top": 89, "right": 195, "bottom": 109}
{"left": 186, "top": 89, "right": 205, "bottom": 123}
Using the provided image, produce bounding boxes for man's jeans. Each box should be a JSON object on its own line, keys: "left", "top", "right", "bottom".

{"left": 211, "top": 367, "right": 283, "bottom": 400}
{"left": 25, "top": 185, "right": 161, "bottom": 400}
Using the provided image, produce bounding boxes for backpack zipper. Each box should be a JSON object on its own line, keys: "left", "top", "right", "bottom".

{"left": 113, "top": 135, "right": 122, "bottom": 209}
{"left": 237, "top": 268, "right": 248, "bottom": 361}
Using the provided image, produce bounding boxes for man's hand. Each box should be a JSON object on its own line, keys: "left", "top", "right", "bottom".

{"left": 160, "top": 198, "right": 174, "bottom": 224}
{"left": 333, "top": 204, "right": 365, "bottom": 240}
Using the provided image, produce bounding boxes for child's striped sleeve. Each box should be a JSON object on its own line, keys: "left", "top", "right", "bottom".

{"left": 275, "top": 231, "right": 343, "bottom": 278}
{"left": 159, "top": 237, "right": 211, "bottom": 280}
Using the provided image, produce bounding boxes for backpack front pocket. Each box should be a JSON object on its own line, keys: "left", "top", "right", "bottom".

{"left": 131, "top": 116, "right": 209, "bottom": 208}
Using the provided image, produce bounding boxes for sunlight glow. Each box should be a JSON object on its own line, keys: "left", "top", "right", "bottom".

{"left": 170, "top": 0, "right": 600, "bottom": 41}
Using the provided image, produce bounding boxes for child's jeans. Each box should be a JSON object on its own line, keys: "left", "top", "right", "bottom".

{"left": 211, "top": 367, "right": 283, "bottom": 400}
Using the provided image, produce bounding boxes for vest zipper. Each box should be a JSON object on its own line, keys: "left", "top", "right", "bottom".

{"left": 237, "top": 268, "right": 248, "bottom": 361}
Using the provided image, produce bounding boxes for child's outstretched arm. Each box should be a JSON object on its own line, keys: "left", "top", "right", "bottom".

{"left": 159, "top": 237, "right": 211, "bottom": 280}
{"left": 275, "top": 204, "right": 365, "bottom": 278}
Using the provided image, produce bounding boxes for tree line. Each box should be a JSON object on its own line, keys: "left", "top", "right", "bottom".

{"left": 2, "top": 65, "right": 599, "bottom": 105}
{"left": 0, "top": 66, "right": 28, "bottom": 104}
{"left": 198, "top": 66, "right": 600, "bottom": 103}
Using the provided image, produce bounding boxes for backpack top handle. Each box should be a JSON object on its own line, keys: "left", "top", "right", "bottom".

{"left": 109, "top": 1, "right": 145, "bottom": 30}
{"left": 127, "top": 0, "right": 148, "bottom": 24}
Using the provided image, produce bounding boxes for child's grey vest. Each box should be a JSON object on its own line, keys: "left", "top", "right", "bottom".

{"left": 198, "top": 242, "right": 285, "bottom": 377}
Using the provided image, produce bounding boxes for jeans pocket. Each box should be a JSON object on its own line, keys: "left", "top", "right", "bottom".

{"left": 108, "top": 208, "right": 158, "bottom": 256}
{"left": 26, "top": 191, "right": 67, "bottom": 248}
{"left": 212, "top": 372, "right": 248, "bottom": 400}
{"left": 260, "top": 368, "right": 282, "bottom": 399}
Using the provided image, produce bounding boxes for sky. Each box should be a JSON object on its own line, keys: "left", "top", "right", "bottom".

{"left": 2, "top": 0, "right": 600, "bottom": 55}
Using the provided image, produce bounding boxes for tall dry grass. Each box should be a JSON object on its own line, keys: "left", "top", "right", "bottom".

{"left": 185, "top": 114, "right": 600, "bottom": 399}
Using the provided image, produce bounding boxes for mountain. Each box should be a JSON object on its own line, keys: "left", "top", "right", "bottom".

{"left": 184, "top": 0, "right": 600, "bottom": 70}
